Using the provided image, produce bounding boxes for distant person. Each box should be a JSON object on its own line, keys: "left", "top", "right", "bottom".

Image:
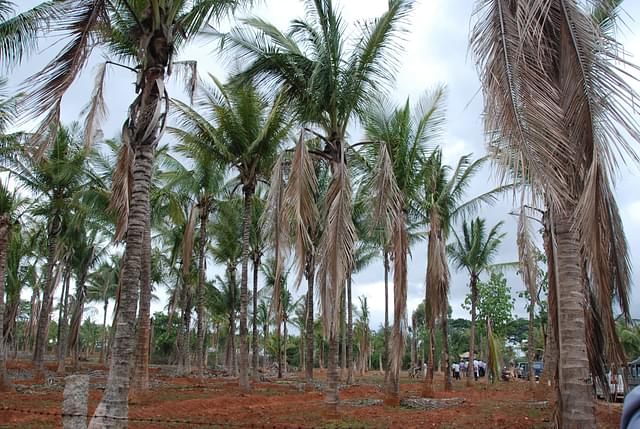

{"left": 452, "top": 362, "right": 460, "bottom": 380}
{"left": 473, "top": 359, "right": 479, "bottom": 381}
{"left": 621, "top": 385, "right": 640, "bottom": 429}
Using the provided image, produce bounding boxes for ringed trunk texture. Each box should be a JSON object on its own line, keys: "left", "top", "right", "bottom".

{"left": 238, "top": 186, "right": 254, "bottom": 391}
{"left": 541, "top": 209, "right": 559, "bottom": 391}
{"left": 325, "top": 332, "right": 339, "bottom": 409}
{"left": 57, "top": 266, "right": 72, "bottom": 374}
{"left": 251, "top": 254, "right": 260, "bottom": 377}
{"left": 132, "top": 219, "right": 152, "bottom": 391}
{"left": 305, "top": 253, "right": 315, "bottom": 385}
{"left": 422, "top": 322, "right": 435, "bottom": 397}
{"left": 0, "top": 217, "right": 11, "bottom": 390}
{"left": 441, "top": 312, "right": 452, "bottom": 391}
{"left": 88, "top": 142, "right": 156, "bottom": 428}
{"left": 554, "top": 209, "right": 595, "bottom": 428}
{"left": 33, "top": 215, "right": 60, "bottom": 381}
{"left": 195, "top": 208, "right": 208, "bottom": 377}
{"left": 346, "top": 276, "right": 353, "bottom": 385}
{"left": 340, "top": 292, "right": 346, "bottom": 374}
{"left": 467, "top": 274, "right": 478, "bottom": 386}
{"left": 528, "top": 296, "right": 535, "bottom": 389}
{"left": 99, "top": 299, "right": 108, "bottom": 365}
{"left": 383, "top": 251, "right": 390, "bottom": 384}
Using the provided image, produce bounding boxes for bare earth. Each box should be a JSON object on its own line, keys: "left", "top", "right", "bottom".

{"left": 0, "top": 361, "right": 623, "bottom": 428}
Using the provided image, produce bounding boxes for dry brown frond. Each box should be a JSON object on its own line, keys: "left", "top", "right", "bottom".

{"left": 317, "top": 161, "right": 356, "bottom": 338}
{"left": 369, "top": 142, "right": 402, "bottom": 243}
{"left": 283, "top": 133, "right": 318, "bottom": 289}
{"left": 470, "top": 0, "right": 574, "bottom": 207}
{"left": 426, "top": 211, "right": 449, "bottom": 322}
{"left": 182, "top": 204, "right": 199, "bottom": 277}
{"left": 21, "top": 0, "right": 107, "bottom": 145}
{"left": 108, "top": 127, "right": 134, "bottom": 242}
{"left": 389, "top": 213, "right": 408, "bottom": 390}
{"left": 261, "top": 153, "right": 289, "bottom": 323}
{"left": 517, "top": 201, "right": 537, "bottom": 304}
{"left": 82, "top": 61, "right": 108, "bottom": 149}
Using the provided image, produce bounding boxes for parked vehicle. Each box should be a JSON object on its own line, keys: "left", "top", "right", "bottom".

{"left": 517, "top": 361, "right": 543, "bottom": 380}
{"left": 627, "top": 357, "right": 640, "bottom": 391}
{"left": 595, "top": 366, "right": 626, "bottom": 401}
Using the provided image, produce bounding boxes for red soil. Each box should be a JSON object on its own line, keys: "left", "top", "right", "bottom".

{"left": 0, "top": 361, "right": 623, "bottom": 428}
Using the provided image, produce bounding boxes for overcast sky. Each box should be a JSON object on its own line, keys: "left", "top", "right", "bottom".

{"left": 9, "top": 0, "right": 640, "bottom": 331}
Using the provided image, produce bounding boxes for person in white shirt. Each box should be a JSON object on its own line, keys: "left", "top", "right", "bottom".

{"left": 452, "top": 362, "right": 460, "bottom": 380}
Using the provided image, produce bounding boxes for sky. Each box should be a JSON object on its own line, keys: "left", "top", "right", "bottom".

{"left": 8, "top": 0, "right": 640, "bottom": 331}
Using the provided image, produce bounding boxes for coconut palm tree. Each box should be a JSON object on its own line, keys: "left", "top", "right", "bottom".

{"left": 0, "top": 181, "right": 27, "bottom": 390}
{"left": 0, "top": 124, "right": 89, "bottom": 380}
{"left": 471, "top": 1, "right": 639, "bottom": 426}
{"left": 171, "top": 77, "right": 289, "bottom": 390}
{"left": 354, "top": 296, "right": 371, "bottom": 375}
{"left": 163, "top": 141, "right": 225, "bottom": 377}
{"left": 419, "top": 150, "right": 506, "bottom": 395}
{"left": 360, "top": 86, "right": 446, "bottom": 401}
{"left": 210, "top": 195, "right": 244, "bottom": 374}
{"left": 249, "top": 193, "right": 267, "bottom": 376}
{"left": 18, "top": 1, "right": 254, "bottom": 422}
{"left": 448, "top": 217, "right": 505, "bottom": 386}
{"left": 221, "top": 0, "right": 413, "bottom": 406}
{"left": 87, "top": 258, "right": 119, "bottom": 365}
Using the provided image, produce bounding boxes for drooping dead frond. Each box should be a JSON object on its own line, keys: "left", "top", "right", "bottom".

{"left": 108, "top": 125, "right": 134, "bottom": 242}
{"left": 425, "top": 210, "right": 449, "bottom": 321}
{"left": 21, "top": 0, "right": 107, "bottom": 141}
{"left": 517, "top": 201, "right": 537, "bottom": 307}
{"left": 369, "top": 142, "right": 402, "bottom": 246}
{"left": 261, "top": 152, "right": 289, "bottom": 323}
{"left": 470, "top": 0, "right": 573, "bottom": 206}
{"left": 182, "top": 204, "right": 199, "bottom": 277}
{"left": 82, "top": 61, "right": 108, "bottom": 149}
{"left": 283, "top": 132, "right": 318, "bottom": 289}
{"left": 317, "top": 161, "right": 356, "bottom": 337}
{"left": 575, "top": 169, "right": 628, "bottom": 369}
{"left": 389, "top": 213, "right": 408, "bottom": 389}
{"left": 172, "top": 60, "right": 199, "bottom": 105}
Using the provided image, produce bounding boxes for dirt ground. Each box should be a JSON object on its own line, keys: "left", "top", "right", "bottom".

{"left": 0, "top": 361, "right": 623, "bottom": 428}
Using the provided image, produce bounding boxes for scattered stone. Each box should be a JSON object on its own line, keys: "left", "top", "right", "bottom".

{"left": 345, "top": 398, "right": 384, "bottom": 407}
{"left": 400, "top": 397, "right": 465, "bottom": 410}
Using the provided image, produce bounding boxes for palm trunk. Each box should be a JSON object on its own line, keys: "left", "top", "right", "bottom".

{"left": 69, "top": 267, "right": 89, "bottom": 371}
{"left": 276, "top": 321, "right": 282, "bottom": 379}
{"left": 422, "top": 321, "right": 435, "bottom": 397}
{"left": 89, "top": 140, "right": 157, "bottom": 428}
{"left": 554, "top": 209, "right": 595, "bottom": 428}
{"left": 33, "top": 214, "right": 61, "bottom": 381}
{"left": 132, "top": 220, "right": 152, "bottom": 391}
{"left": 383, "top": 250, "right": 390, "bottom": 384}
{"left": 346, "top": 275, "right": 353, "bottom": 385}
{"left": 56, "top": 265, "right": 72, "bottom": 374}
{"left": 26, "top": 288, "right": 39, "bottom": 353}
{"left": 0, "top": 216, "right": 11, "bottom": 390}
{"left": 340, "top": 291, "right": 346, "bottom": 375}
{"left": 467, "top": 274, "right": 478, "bottom": 386}
{"left": 238, "top": 186, "right": 253, "bottom": 391}
{"left": 442, "top": 310, "right": 452, "bottom": 391}
{"left": 99, "top": 297, "right": 108, "bottom": 364}
{"left": 410, "top": 314, "right": 416, "bottom": 368}
{"left": 283, "top": 319, "right": 288, "bottom": 374}
{"left": 325, "top": 332, "right": 339, "bottom": 409}
{"left": 305, "top": 252, "right": 314, "bottom": 385}
{"left": 251, "top": 253, "right": 260, "bottom": 377}
{"left": 195, "top": 207, "right": 208, "bottom": 377}
{"left": 176, "top": 292, "right": 193, "bottom": 375}
{"left": 541, "top": 209, "right": 558, "bottom": 390}
{"left": 527, "top": 294, "right": 535, "bottom": 389}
